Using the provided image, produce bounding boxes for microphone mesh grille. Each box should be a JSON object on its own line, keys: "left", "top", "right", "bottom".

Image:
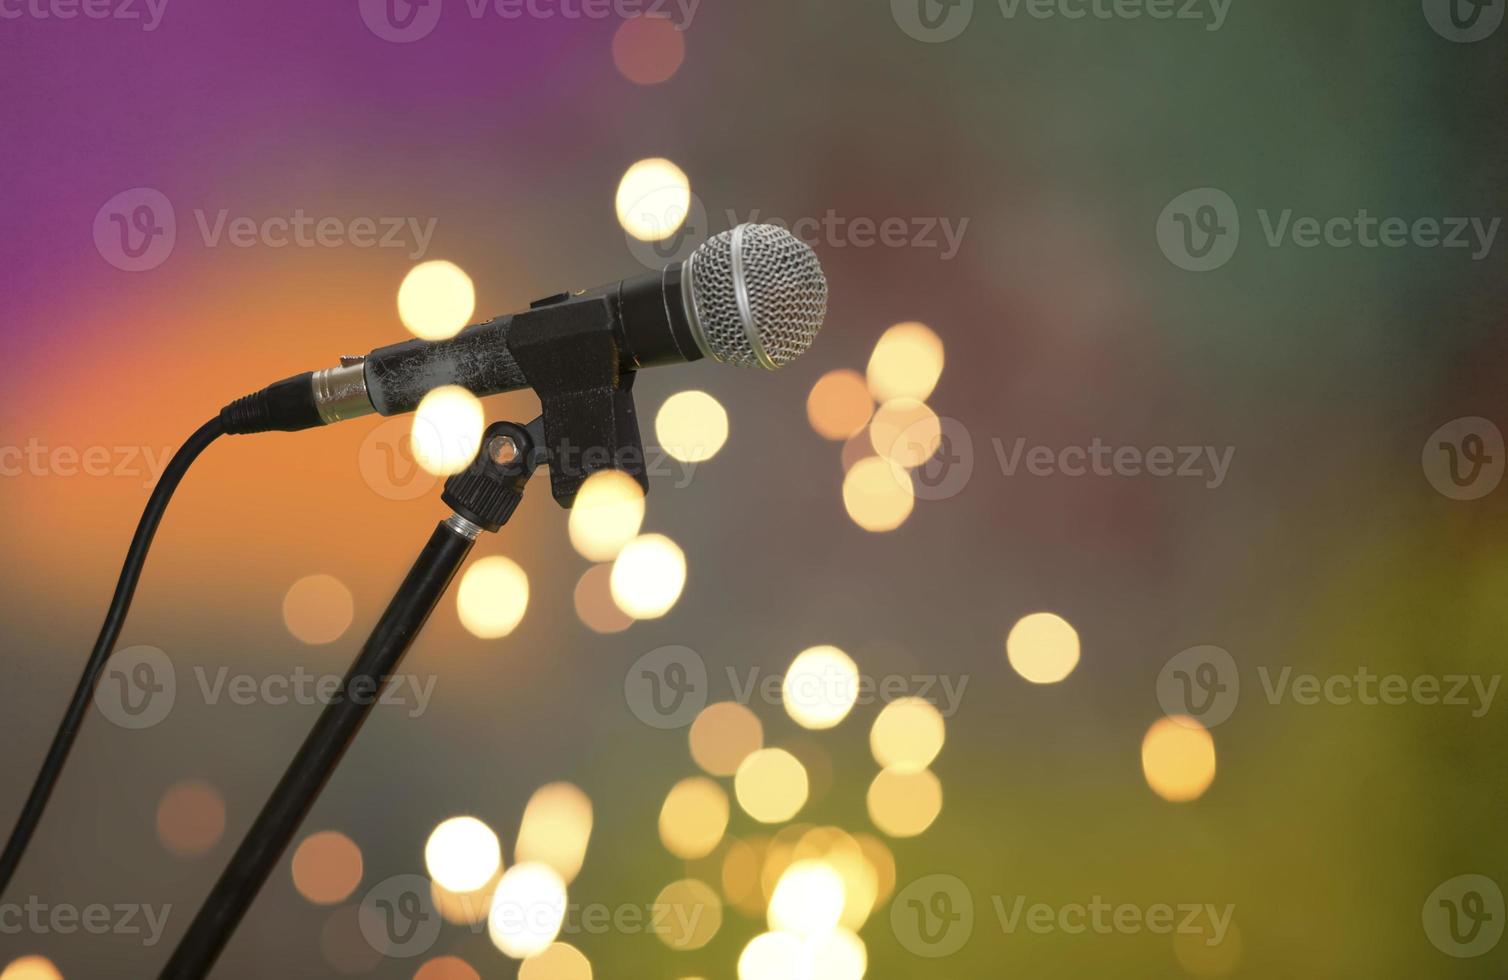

{"left": 688, "top": 224, "right": 827, "bottom": 370}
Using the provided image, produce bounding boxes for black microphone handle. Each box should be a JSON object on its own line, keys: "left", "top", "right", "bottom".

{"left": 363, "top": 312, "right": 528, "bottom": 416}
{"left": 364, "top": 261, "right": 702, "bottom": 417}
{"left": 219, "top": 263, "right": 702, "bottom": 436}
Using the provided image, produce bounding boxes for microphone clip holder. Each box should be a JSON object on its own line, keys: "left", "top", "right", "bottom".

{"left": 505, "top": 294, "right": 650, "bottom": 508}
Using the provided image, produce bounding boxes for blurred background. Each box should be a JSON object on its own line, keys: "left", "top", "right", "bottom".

{"left": 2, "top": 0, "right": 1506, "bottom": 976}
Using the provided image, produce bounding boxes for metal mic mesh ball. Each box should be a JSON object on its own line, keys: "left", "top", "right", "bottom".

{"left": 686, "top": 223, "right": 828, "bottom": 370}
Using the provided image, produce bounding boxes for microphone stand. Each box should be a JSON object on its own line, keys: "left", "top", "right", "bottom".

{"left": 160, "top": 417, "right": 545, "bottom": 979}
{"left": 165, "top": 291, "right": 653, "bottom": 978}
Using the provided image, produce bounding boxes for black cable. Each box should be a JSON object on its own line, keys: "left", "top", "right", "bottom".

{"left": 0, "top": 415, "right": 226, "bottom": 899}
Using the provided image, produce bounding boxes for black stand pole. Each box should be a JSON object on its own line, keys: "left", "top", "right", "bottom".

{"left": 161, "top": 418, "right": 543, "bottom": 979}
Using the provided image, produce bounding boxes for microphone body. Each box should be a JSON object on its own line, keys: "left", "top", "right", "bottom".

{"left": 219, "top": 223, "right": 827, "bottom": 436}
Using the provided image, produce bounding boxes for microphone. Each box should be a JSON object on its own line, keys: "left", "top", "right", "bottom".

{"left": 220, "top": 224, "right": 828, "bottom": 435}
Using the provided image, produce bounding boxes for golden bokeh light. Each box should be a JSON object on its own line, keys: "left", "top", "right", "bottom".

{"left": 516, "top": 782, "right": 593, "bottom": 885}
{"left": 806, "top": 369, "right": 874, "bottom": 441}
{"left": 828, "top": 849, "right": 879, "bottom": 930}
{"left": 689, "top": 701, "right": 764, "bottom": 776}
{"left": 866, "top": 321, "right": 944, "bottom": 403}
{"left": 653, "top": 879, "right": 724, "bottom": 950}
{"left": 1006, "top": 611, "right": 1081, "bottom": 684}
{"left": 456, "top": 555, "right": 530, "bottom": 639}
{"left": 282, "top": 573, "right": 355, "bottom": 645}
{"left": 658, "top": 777, "right": 729, "bottom": 860}
{"left": 573, "top": 564, "right": 633, "bottom": 634}
{"left": 867, "top": 768, "right": 942, "bottom": 838}
{"left": 655, "top": 390, "right": 729, "bottom": 463}
{"left": 809, "top": 929, "right": 868, "bottom": 980}
{"left": 868, "top": 398, "right": 941, "bottom": 469}
{"left": 616, "top": 158, "right": 691, "bottom": 242}
{"left": 518, "top": 942, "right": 593, "bottom": 980}
{"left": 431, "top": 875, "right": 498, "bottom": 926}
{"left": 411, "top": 385, "right": 485, "bottom": 477}
{"left": 414, "top": 956, "right": 483, "bottom": 980}
{"left": 156, "top": 780, "right": 226, "bottom": 858}
{"left": 735, "top": 749, "right": 809, "bottom": 824}
{"left": 788, "top": 827, "right": 879, "bottom": 930}
{"left": 612, "top": 15, "right": 686, "bottom": 85}
{"left": 721, "top": 837, "right": 765, "bottom": 916}
{"left": 869, "top": 698, "right": 946, "bottom": 773}
{"left": 291, "top": 830, "right": 363, "bottom": 905}
{"left": 489, "top": 863, "right": 569, "bottom": 960}
{"left": 567, "top": 470, "right": 646, "bottom": 562}
{"left": 398, "top": 260, "right": 476, "bottom": 341}
{"left": 738, "top": 932, "right": 804, "bottom": 980}
{"left": 0, "top": 957, "right": 61, "bottom": 980}
{"left": 426, "top": 816, "right": 502, "bottom": 894}
{"left": 853, "top": 834, "right": 896, "bottom": 909}
{"left": 1142, "top": 716, "right": 1217, "bottom": 802}
{"left": 768, "top": 860, "right": 845, "bottom": 937}
{"left": 759, "top": 825, "right": 808, "bottom": 902}
{"left": 842, "top": 456, "right": 914, "bottom": 532}
{"left": 781, "top": 646, "right": 860, "bottom": 730}
{"left": 610, "top": 533, "right": 686, "bottom": 619}
{"left": 790, "top": 824, "right": 836, "bottom": 854}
